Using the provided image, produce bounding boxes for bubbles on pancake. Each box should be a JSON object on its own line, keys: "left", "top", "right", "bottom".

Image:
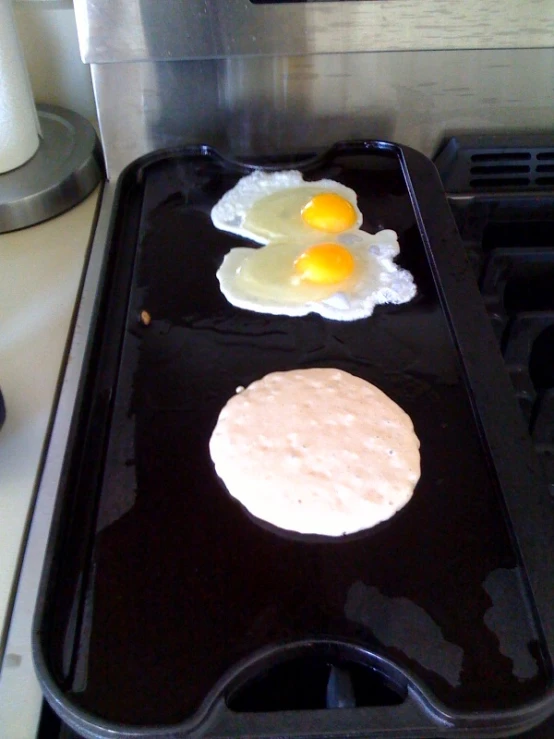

{"left": 209, "top": 368, "right": 421, "bottom": 537}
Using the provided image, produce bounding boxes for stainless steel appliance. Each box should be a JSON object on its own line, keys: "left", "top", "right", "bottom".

{"left": 24, "top": 2, "right": 554, "bottom": 736}
{"left": 73, "top": 1, "right": 554, "bottom": 182}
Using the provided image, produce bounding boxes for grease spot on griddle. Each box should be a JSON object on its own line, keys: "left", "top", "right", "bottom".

{"left": 482, "top": 568, "right": 539, "bottom": 680}
{"left": 344, "top": 581, "right": 464, "bottom": 687}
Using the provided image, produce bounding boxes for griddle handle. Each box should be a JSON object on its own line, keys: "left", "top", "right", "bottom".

{"left": 200, "top": 691, "right": 447, "bottom": 738}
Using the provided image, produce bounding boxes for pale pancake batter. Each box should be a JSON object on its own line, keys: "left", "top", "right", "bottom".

{"left": 209, "top": 368, "right": 420, "bottom": 537}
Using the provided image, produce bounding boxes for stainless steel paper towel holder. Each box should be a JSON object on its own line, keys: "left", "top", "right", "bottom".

{"left": 0, "top": 104, "right": 103, "bottom": 234}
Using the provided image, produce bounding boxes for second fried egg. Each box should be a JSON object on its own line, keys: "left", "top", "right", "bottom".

{"left": 216, "top": 229, "right": 417, "bottom": 321}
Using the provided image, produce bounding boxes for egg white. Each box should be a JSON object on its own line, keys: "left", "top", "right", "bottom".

{"left": 216, "top": 229, "right": 417, "bottom": 322}
{"left": 211, "top": 170, "right": 362, "bottom": 244}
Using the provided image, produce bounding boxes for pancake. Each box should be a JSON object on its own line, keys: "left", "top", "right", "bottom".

{"left": 208, "top": 368, "right": 420, "bottom": 537}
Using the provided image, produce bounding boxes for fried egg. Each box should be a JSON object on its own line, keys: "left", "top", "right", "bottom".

{"left": 216, "top": 229, "right": 417, "bottom": 321}
{"left": 211, "top": 170, "right": 363, "bottom": 244}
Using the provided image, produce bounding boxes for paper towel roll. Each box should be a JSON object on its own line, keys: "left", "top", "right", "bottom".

{"left": 0, "top": 0, "right": 40, "bottom": 174}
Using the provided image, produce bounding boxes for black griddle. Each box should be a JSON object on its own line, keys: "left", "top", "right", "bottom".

{"left": 33, "top": 141, "right": 554, "bottom": 738}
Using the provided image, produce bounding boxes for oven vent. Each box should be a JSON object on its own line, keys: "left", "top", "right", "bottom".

{"left": 434, "top": 135, "right": 554, "bottom": 194}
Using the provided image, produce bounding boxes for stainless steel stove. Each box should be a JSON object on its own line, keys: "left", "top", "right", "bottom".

{"left": 19, "top": 2, "right": 554, "bottom": 737}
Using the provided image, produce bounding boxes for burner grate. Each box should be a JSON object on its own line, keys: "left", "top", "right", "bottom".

{"left": 436, "top": 135, "right": 554, "bottom": 497}
{"left": 436, "top": 135, "right": 554, "bottom": 192}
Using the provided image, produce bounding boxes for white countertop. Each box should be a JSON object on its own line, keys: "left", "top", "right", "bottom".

{"left": 0, "top": 187, "right": 100, "bottom": 738}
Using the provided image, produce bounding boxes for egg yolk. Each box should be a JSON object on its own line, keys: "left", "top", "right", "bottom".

{"left": 301, "top": 193, "right": 357, "bottom": 233}
{"left": 294, "top": 243, "right": 355, "bottom": 285}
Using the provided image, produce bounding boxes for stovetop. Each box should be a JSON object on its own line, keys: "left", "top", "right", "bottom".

{"left": 36, "top": 135, "right": 554, "bottom": 739}
{"left": 436, "top": 134, "right": 554, "bottom": 505}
